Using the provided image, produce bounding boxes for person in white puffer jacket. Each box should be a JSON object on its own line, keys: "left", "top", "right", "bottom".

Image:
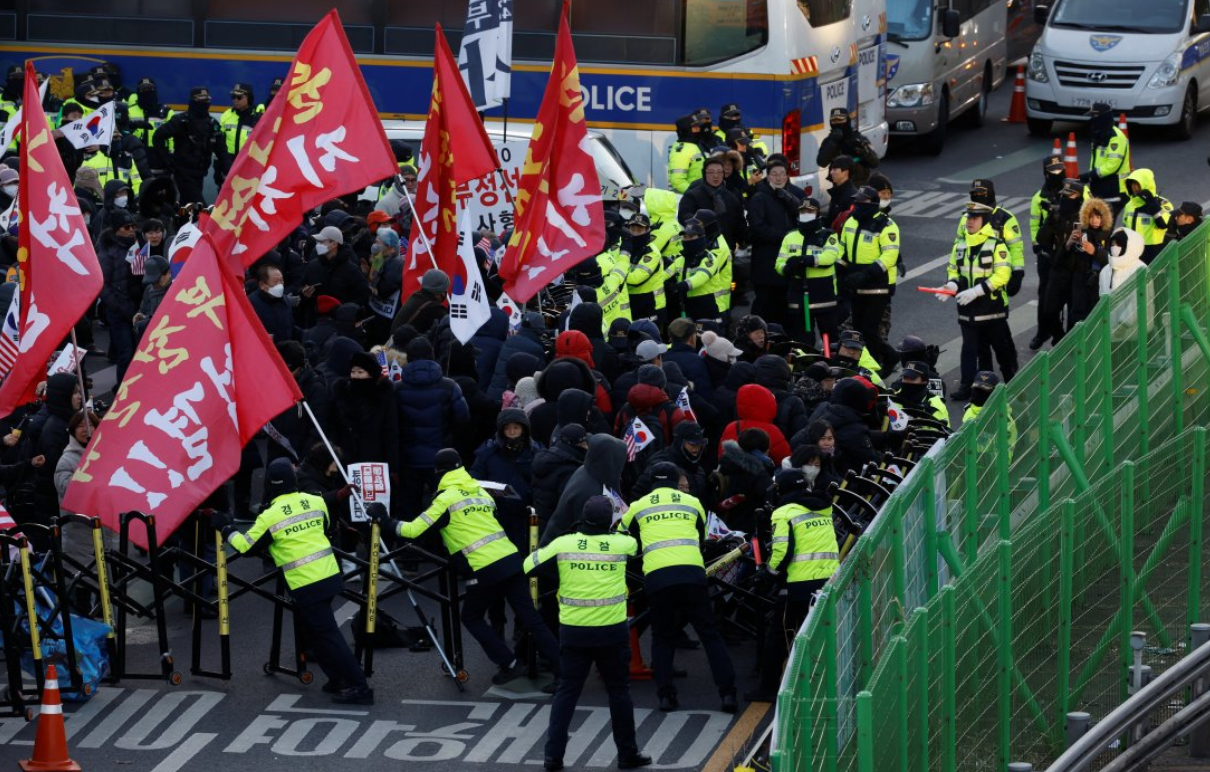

{"left": 1099, "top": 227, "right": 1151, "bottom": 338}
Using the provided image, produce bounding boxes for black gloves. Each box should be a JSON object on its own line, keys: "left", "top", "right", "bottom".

{"left": 210, "top": 509, "right": 235, "bottom": 537}
{"left": 366, "top": 502, "right": 399, "bottom": 535}
{"left": 752, "top": 567, "right": 779, "bottom": 596}
{"left": 782, "top": 255, "right": 804, "bottom": 277}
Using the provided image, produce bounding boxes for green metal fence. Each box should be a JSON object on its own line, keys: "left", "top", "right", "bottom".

{"left": 772, "top": 224, "right": 1210, "bottom": 772}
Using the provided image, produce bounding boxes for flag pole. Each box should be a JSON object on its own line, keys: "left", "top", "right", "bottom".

{"left": 502, "top": 97, "right": 509, "bottom": 141}
{"left": 68, "top": 329, "right": 93, "bottom": 434}
{"left": 398, "top": 184, "right": 441, "bottom": 273}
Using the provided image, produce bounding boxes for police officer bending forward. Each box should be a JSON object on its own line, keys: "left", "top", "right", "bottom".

{"left": 526, "top": 496, "right": 651, "bottom": 771}
{"left": 213, "top": 458, "right": 372, "bottom": 704}
{"left": 618, "top": 462, "right": 737, "bottom": 714}
{"left": 374, "top": 449, "right": 561, "bottom": 685}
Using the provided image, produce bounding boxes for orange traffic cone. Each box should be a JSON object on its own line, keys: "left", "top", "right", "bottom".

{"left": 627, "top": 602, "right": 653, "bottom": 680}
{"left": 1003, "top": 64, "right": 1027, "bottom": 123}
{"left": 1052, "top": 137, "right": 1063, "bottom": 160}
{"left": 1064, "top": 132, "right": 1080, "bottom": 179}
{"left": 1118, "top": 112, "right": 1129, "bottom": 138}
{"left": 20, "top": 664, "right": 81, "bottom": 772}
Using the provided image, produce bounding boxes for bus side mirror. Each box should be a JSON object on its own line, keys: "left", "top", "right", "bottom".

{"left": 941, "top": 8, "right": 961, "bottom": 38}
{"left": 1196, "top": 13, "right": 1210, "bottom": 33}
{"left": 1033, "top": 4, "right": 1050, "bottom": 24}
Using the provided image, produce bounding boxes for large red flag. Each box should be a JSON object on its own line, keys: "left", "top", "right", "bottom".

{"left": 62, "top": 233, "right": 303, "bottom": 548}
{"left": 203, "top": 10, "right": 397, "bottom": 268}
{"left": 0, "top": 63, "right": 103, "bottom": 418}
{"left": 498, "top": 4, "right": 603, "bottom": 303}
{"left": 402, "top": 25, "right": 499, "bottom": 297}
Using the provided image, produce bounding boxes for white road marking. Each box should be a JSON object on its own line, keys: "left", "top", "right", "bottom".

{"left": 148, "top": 732, "right": 217, "bottom": 772}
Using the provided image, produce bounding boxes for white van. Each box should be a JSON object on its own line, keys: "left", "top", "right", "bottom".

{"left": 1026, "top": 0, "right": 1210, "bottom": 139}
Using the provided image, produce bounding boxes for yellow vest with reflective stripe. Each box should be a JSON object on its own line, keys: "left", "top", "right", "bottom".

{"left": 619, "top": 488, "right": 705, "bottom": 576}
{"left": 768, "top": 502, "right": 839, "bottom": 583}
{"left": 594, "top": 246, "right": 632, "bottom": 328}
{"left": 80, "top": 150, "right": 142, "bottom": 194}
{"left": 219, "top": 108, "right": 255, "bottom": 156}
{"left": 625, "top": 242, "right": 666, "bottom": 306}
{"left": 228, "top": 491, "right": 338, "bottom": 590}
{"left": 397, "top": 467, "right": 516, "bottom": 572}
{"left": 525, "top": 531, "right": 638, "bottom": 627}
{"left": 127, "top": 103, "right": 174, "bottom": 152}
{"left": 667, "top": 141, "right": 703, "bottom": 194}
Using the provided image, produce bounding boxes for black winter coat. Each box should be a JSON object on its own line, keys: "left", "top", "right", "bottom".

{"left": 302, "top": 245, "right": 369, "bottom": 309}
{"left": 98, "top": 229, "right": 140, "bottom": 319}
{"left": 754, "top": 355, "right": 809, "bottom": 438}
{"left": 746, "top": 180, "right": 806, "bottom": 285}
{"left": 531, "top": 440, "right": 586, "bottom": 523}
{"left": 665, "top": 341, "right": 715, "bottom": 398}
{"left": 154, "top": 109, "right": 219, "bottom": 185}
{"left": 678, "top": 180, "right": 748, "bottom": 248}
{"left": 327, "top": 376, "right": 400, "bottom": 470}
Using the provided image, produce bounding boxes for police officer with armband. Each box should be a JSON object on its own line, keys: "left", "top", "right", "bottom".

{"left": 938, "top": 201, "right": 1015, "bottom": 401}
{"left": 668, "top": 114, "right": 705, "bottom": 194}
{"left": 211, "top": 458, "right": 373, "bottom": 704}
{"left": 618, "top": 462, "right": 738, "bottom": 714}
{"left": 373, "top": 449, "right": 562, "bottom": 685}
{"left": 745, "top": 468, "right": 839, "bottom": 702}
{"left": 839, "top": 186, "right": 900, "bottom": 370}
{"left": 674, "top": 209, "right": 732, "bottom": 326}
{"left": 962, "top": 179, "right": 1025, "bottom": 298}
{"left": 776, "top": 196, "right": 841, "bottom": 346}
{"left": 525, "top": 496, "right": 651, "bottom": 771}
{"left": 894, "top": 360, "right": 950, "bottom": 428}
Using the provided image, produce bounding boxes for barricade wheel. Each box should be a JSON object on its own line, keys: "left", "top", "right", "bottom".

{"left": 170, "top": 672, "right": 183, "bottom": 686}
{"left": 299, "top": 671, "right": 314, "bottom": 685}
{"left": 456, "top": 670, "right": 470, "bottom": 683}
{"left": 24, "top": 708, "right": 34, "bottom": 722}
{"left": 263, "top": 663, "right": 275, "bottom": 675}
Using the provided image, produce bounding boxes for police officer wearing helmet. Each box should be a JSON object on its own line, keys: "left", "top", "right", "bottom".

{"left": 668, "top": 114, "right": 705, "bottom": 194}
{"left": 673, "top": 209, "right": 733, "bottom": 325}
{"left": 838, "top": 185, "right": 900, "bottom": 370}
{"left": 776, "top": 196, "right": 842, "bottom": 346}
{"left": 212, "top": 458, "right": 372, "bottom": 704}
{"left": 623, "top": 212, "right": 667, "bottom": 325}
{"left": 1086, "top": 102, "right": 1130, "bottom": 217}
{"left": 832, "top": 329, "right": 884, "bottom": 386}
{"left": 960, "top": 179, "right": 1025, "bottom": 299}
{"left": 526, "top": 496, "right": 650, "bottom": 771}
{"left": 373, "top": 449, "right": 561, "bottom": 685}
{"left": 572, "top": 210, "right": 632, "bottom": 330}
{"left": 894, "top": 361, "right": 950, "bottom": 428}
{"left": 618, "top": 462, "right": 738, "bottom": 714}
{"left": 746, "top": 468, "right": 839, "bottom": 702}
{"left": 939, "top": 201, "right": 1015, "bottom": 401}
{"left": 962, "top": 370, "right": 1018, "bottom": 449}
{"left": 895, "top": 335, "right": 945, "bottom": 398}
{"left": 215, "top": 82, "right": 262, "bottom": 185}
{"left": 125, "top": 77, "right": 174, "bottom": 173}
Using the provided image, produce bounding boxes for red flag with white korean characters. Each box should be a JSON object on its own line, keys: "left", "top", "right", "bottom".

{"left": 201, "top": 10, "right": 397, "bottom": 269}
{"left": 497, "top": 3, "right": 604, "bottom": 303}
{"left": 402, "top": 25, "right": 500, "bottom": 298}
{"left": 0, "top": 63, "right": 103, "bottom": 418}
{"left": 62, "top": 233, "right": 303, "bottom": 548}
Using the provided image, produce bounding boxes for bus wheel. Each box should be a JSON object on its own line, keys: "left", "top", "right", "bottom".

{"left": 1171, "top": 85, "right": 1198, "bottom": 141}
{"left": 968, "top": 66, "right": 992, "bottom": 128}
{"left": 1027, "top": 117, "right": 1053, "bottom": 137}
{"left": 920, "top": 94, "right": 948, "bottom": 156}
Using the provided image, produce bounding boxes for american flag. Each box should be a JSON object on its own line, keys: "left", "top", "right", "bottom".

{"left": 476, "top": 234, "right": 493, "bottom": 254}
{"left": 676, "top": 386, "right": 697, "bottom": 422}
{"left": 128, "top": 240, "right": 149, "bottom": 275}
{"left": 0, "top": 292, "right": 19, "bottom": 379}
{"left": 0, "top": 501, "right": 15, "bottom": 531}
{"left": 623, "top": 416, "right": 654, "bottom": 461}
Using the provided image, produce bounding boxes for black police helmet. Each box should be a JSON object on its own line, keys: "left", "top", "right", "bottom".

{"left": 852, "top": 186, "right": 880, "bottom": 205}
{"left": 434, "top": 448, "right": 463, "bottom": 476}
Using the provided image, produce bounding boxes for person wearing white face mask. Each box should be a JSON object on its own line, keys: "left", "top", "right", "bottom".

{"left": 775, "top": 196, "right": 841, "bottom": 345}
{"left": 249, "top": 265, "right": 296, "bottom": 343}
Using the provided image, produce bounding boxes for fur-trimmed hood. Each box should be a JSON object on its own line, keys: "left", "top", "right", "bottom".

{"left": 720, "top": 439, "right": 769, "bottom": 475}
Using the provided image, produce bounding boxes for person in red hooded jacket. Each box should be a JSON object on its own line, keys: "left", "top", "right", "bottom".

{"left": 718, "top": 383, "right": 791, "bottom": 464}
{"left": 554, "top": 330, "right": 613, "bottom": 416}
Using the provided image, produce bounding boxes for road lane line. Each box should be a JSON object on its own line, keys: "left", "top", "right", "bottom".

{"left": 147, "top": 732, "right": 217, "bottom": 772}
{"left": 702, "top": 701, "right": 770, "bottom": 772}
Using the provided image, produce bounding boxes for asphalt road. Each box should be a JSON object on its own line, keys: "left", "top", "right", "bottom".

{"left": 5, "top": 80, "right": 1210, "bottom": 772}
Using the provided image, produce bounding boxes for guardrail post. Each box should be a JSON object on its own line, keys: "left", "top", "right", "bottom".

{"left": 1134, "top": 277, "right": 1151, "bottom": 459}
{"left": 1120, "top": 463, "right": 1136, "bottom": 706}
{"left": 1037, "top": 353, "right": 1053, "bottom": 517}
{"left": 894, "top": 635, "right": 909, "bottom": 772}
{"left": 1066, "top": 711, "right": 1091, "bottom": 752}
{"left": 857, "top": 690, "right": 875, "bottom": 772}
{"left": 1098, "top": 304, "right": 1114, "bottom": 474}
{"left": 859, "top": 563, "right": 874, "bottom": 689}
{"left": 941, "top": 586, "right": 957, "bottom": 772}
{"left": 997, "top": 539, "right": 1013, "bottom": 772}
{"left": 963, "top": 435, "right": 979, "bottom": 563}
{"left": 1191, "top": 623, "right": 1210, "bottom": 758}
{"left": 823, "top": 594, "right": 839, "bottom": 772}
{"left": 1189, "top": 428, "right": 1206, "bottom": 634}
{"left": 1058, "top": 500, "right": 1075, "bottom": 729}
{"left": 914, "top": 606, "right": 929, "bottom": 772}
{"left": 1073, "top": 331, "right": 1088, "bottom": 471}
{"left": 1167, "top": 261, "right": 1185, "bottom": 435}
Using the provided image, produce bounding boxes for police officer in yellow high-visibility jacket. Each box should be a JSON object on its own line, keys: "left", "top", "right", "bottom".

{"left": 526, "top": 496, "right": 651, "bottom": 772}
{"left": 126, "top": 78, "right": 174, "bottom": 172}
{"left": 963, "top": 179, "right": 1025, "bottom": 297}
{"left": 939, "top": 202, "right": 1015, "bottom": 401}
{"left": 215, "top": 82, "right": 263, "bottom": 185}
{"left": 618, "top": 463, "right": 738, "bottom": 714}
{"left": 776, "top": 196, "right": 841, "bottom": 346}
{"left": 1087, "top": 102, "right": 1131, "bottom": 217}
{"left": 667, "top": 114, "right": 704, "bottom": 194}
{"left": 673, "top": 209, "right": 732, "bottom": 325}
{"left": 212, "top": 459, "right": 372, "bottom": 704}
{"left": 623, "top": 213, "right": 667, "bottom": 325}
{"left": 961, "top": 371, "right": 1017, "bottom": 457}
{"left": 1121, "top": 168, "right": 1173, "bottom": 265}
{"left": 375, "top": 449, "right": 561, "bottom": 685}
{"left": 894, "top": 360, "right": 950, "bottom": 429}
{"left": 839, "top": 186, "right": 900, "bottom": 370}
{"left": 746, "top": 469, "right": 839, "bottom": 702}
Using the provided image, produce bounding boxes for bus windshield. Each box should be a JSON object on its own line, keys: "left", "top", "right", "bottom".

{"left": 1050, "top": 0, "right": 1188, "bottom": 34}
{"left": 886, "top": 0, "right": 934, "bottom": 41}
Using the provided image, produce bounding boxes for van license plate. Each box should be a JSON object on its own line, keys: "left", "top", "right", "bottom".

{"left": 1072, "top": 98, "right": 1114, "bottom": 108}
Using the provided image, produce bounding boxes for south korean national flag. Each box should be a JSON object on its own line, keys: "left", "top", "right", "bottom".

{"left": 449, "top": 210, "right": 493, "bottom": 344}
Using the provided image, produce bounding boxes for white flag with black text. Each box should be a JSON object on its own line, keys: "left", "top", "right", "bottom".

{"left": 457, "top": 0, "right": 513, "bottom": 110}
{"left": 449, "top": 210, "right": 493, "bottom": 344}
